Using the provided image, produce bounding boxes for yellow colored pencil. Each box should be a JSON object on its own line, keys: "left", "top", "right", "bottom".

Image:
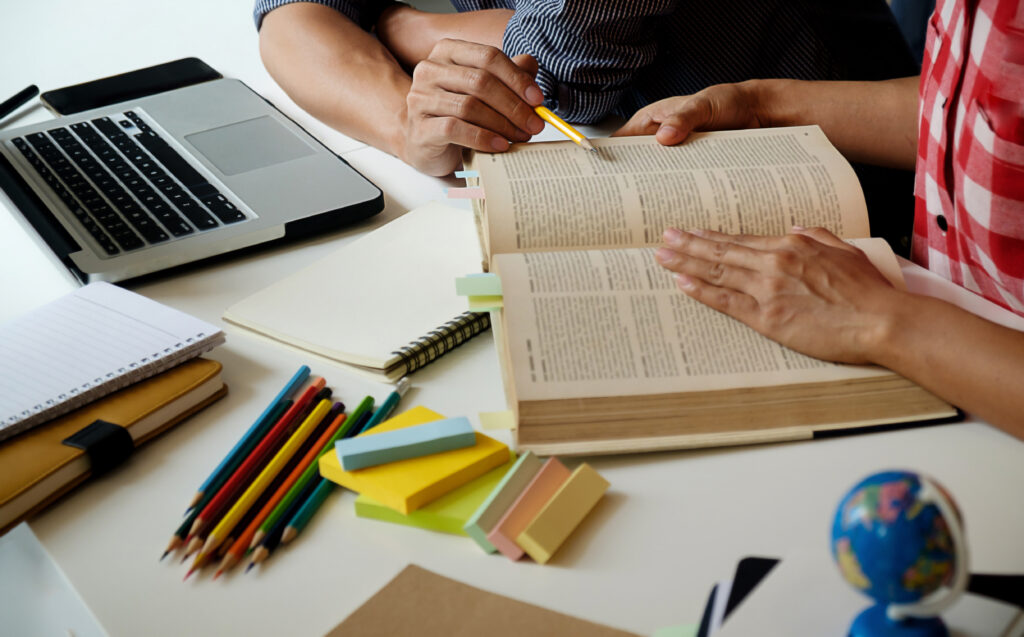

{"left": 534, "top": 106, "right": 596, "bottom": 153}
{"left": 188, "top": 399, "right": 333, "bottom": 572}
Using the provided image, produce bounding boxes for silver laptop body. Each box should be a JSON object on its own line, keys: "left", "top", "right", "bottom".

{"left": 0, "top": 79, "right": 383, "bottom": 283}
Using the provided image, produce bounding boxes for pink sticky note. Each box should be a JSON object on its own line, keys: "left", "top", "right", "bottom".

{"left": 446, "top": 187, "right": 485, "bottom": 199}
{"left": 486, "top": 457, "right": 571, "bottom": 560}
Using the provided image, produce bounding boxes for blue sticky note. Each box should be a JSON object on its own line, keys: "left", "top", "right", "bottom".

{"left": 335, "top": 417, "right": 477, "bottom": 471}
{"left": 454, "top": 170, "right": 480, "bottom": 178}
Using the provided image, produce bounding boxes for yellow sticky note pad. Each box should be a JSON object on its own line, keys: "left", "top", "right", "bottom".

{"left": 319, "top": 406, "right": 510, "bottom": 515}
{"left": 353, "top": 453, "right": 517, "bottom": 536}
{"left": 515, "top": 463, "right": 609, "bottom": 564}
{"left": 478, "top": 410, "right": 516, "bottom": 430}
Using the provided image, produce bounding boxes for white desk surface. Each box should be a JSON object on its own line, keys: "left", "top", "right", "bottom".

{"left": 2, "top": 2, "right": 1023, "bottom": 636}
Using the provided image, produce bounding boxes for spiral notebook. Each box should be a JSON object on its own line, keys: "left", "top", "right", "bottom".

{"left": 0, "top": 282, "right": 225, "bottom": 442}
{"left": 222, "top": 202, "right": 490, "bottom": 382}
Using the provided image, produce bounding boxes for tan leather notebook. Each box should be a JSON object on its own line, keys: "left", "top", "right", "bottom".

{"left": 0, "top": 358, "right": 226, "bottom": 534}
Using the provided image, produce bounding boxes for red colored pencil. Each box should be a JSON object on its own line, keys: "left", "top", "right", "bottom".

{"left": 188, "top": 378, "right": 327, "bottom": 539}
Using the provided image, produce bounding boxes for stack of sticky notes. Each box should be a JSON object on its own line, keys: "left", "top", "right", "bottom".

{"left": 319, "top": 406, "right": 510, "bottom": 514}
{"left": 455, "top": 273, "right": 503, "bottom": 312}
{"left": 320, "top": 405, "right": 610, "bottom": 565}
{"left": 465, "top": 452, "right": 609, "bottom": 564}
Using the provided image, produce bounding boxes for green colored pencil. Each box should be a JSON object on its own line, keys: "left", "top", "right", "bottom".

{"left": 250, "top": 395, "right": 374, "bottom": 548}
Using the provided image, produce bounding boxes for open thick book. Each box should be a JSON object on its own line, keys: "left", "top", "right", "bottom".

{"left": 464, "top": 126, "right": 957, "bottom": 455}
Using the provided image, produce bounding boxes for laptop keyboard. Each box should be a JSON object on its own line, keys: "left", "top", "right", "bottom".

{"left": 9, "top": 111, "right": 246, "bottom": 256}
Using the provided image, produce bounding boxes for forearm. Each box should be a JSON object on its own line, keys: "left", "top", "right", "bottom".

{"left": 259, "top": 3, "right": 410, "bottom": 157}
{"left": 872, "top": 294, "right": 1024, "bottom": 439}
{"left": 377, "top": 6, "right": 512, "bottom": 69}
{"left": 756, "top": 76, "right": 920, "bottom": 170}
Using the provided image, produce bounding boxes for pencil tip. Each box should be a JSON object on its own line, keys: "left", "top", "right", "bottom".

{"left": 160, "top": 550, "right": 170, "bottom": 562}
{"left": 244, "top": 562, "right": 255, "bottom": 574}
{"left": 183, "top": 568, "right": 196, "bottom": 581}
{"left": 213, "top": 569, "right": 222, "bottom": 581}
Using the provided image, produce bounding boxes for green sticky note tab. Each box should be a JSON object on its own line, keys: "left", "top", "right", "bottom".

{"left": 455, "top": 274, "right": 502, "bottom": 297}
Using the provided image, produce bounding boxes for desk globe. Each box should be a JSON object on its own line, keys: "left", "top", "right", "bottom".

{"left": 831, "top": 470, "right": 969, "bottom": 637}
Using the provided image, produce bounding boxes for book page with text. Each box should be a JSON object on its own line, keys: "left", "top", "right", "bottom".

{"left": 470, "top": 126, "right": 869, "bottom": 257}
{"left": 494, "top": 240, "right": 898, "bottom": 401}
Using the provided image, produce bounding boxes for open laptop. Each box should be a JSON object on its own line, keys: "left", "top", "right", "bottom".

{"left": 0, "top": 78, "right": 383, "bottom": 283}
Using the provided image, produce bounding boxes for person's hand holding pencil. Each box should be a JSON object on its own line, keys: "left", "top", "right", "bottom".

{"left": 401, "top": 39, "right": 546, "bottom": 176}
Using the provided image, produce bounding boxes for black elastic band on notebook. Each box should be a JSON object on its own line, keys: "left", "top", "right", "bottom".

{"left": 62, "top": 419, "right": 134, "bottom": 476}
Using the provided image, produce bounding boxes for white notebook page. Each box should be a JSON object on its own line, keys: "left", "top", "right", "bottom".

{"left": 0, "top": 282, "right": 224, "bottom": 439}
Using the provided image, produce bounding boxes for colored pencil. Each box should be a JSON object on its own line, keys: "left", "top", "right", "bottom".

{"left": 281, "top": 477, "right": 332, "bottom": 544}
{"left": 353, "top": 377, "right": 410, "bottom": 436}
{"left": 282, "top": 393, "right": 393, "bottom": 543}
{"left": 188, "top": 381, "right": 328, "bottom": 539}
{"left": 251, "top": 396, "right": 374, "bottom": 547}
{"left": 161, "top": 399, "right": 291, "bottom": 560}
{"left": 216, "top": 407, "right": 348, "bottom": 576}
{"left": 211, "top": 401, "right": 344, "bottom": 577}
{"left": 247, "top": 477, "right": 318, "bottom": 572}
{"left": 187, "top": 398, "right": 334, "bottom": 577}
{"left": 187, "top": 366, "right": 310, "bottom": 511}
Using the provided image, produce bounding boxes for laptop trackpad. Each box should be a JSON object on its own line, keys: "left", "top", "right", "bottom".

{"left": 185, "top": 116, "right": 315, "bottom": 176}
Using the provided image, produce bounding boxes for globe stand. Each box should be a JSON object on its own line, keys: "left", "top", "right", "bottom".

{"left": 849, "top": 604, "right": 949, "bottom": 637}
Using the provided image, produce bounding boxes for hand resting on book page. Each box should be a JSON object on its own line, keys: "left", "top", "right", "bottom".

{"left": 655, "top": 227, "right": 898, "bottom": 365}
{"left": 654, "top": 226, "right": 1024, "bottom": 439}
{"left": 612, "top": 81, "right": 768, "bottom": 147}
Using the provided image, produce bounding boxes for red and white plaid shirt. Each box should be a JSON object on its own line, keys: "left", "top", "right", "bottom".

{"left": 913, "top": 0, "right": 1024, "bottom": 315}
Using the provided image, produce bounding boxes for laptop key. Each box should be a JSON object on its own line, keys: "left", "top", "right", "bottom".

{"left": 175, "top": 198, "right": 218, "bottom": 230}
{"left": 149, "top": 203, "right": 193, "bottom": 237}
{"left": 134, "top": 131, "right": 216, "bottom": 198}
{"left": 201, "top": 194, "right": 246, "bottom": 224}
{"left": 124, "top": 213, "right": 169, "bottom": 244}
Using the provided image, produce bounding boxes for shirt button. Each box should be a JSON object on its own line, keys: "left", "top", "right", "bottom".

{"left": 936, "top": 215, "right": 948, "bottom": 231}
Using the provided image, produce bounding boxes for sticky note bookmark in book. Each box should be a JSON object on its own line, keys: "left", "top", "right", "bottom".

{"left": 478, "top": 410, "right": 515, "bottom": 431}
{"left": 455, "top": 274, "right": 502, "bottom": 297}
{"left": 468, "top": 296, "right": 503, "bottom": 312}
{"left": 447, "top": 187, "right": 485, "bottom": 199}
{"left": 335, "top": 417, "right": 476, "bottom": 471}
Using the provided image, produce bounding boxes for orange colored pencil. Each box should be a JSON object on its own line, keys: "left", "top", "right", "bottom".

{"left": 215, "top": 410, "right": 348, "bottom": 577}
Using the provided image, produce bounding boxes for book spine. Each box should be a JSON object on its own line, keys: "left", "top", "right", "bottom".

{"left": 390, "top": 312, "right": 491, "bottom": 376}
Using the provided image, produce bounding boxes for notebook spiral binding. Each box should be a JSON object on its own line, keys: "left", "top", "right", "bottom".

{"left": 390, "top": 311, "right": 491, "bottom": 376}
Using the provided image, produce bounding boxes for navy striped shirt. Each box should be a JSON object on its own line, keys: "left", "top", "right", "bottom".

{"left": 253, "top": 0, "right": 916, "bottom": 124}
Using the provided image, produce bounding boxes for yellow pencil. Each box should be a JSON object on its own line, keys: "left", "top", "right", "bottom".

{"left": 534, "top": 106, "right": 596, "bottom": 153}
{"left": 188, "top": 399, "right": 333, "bottom": 573}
